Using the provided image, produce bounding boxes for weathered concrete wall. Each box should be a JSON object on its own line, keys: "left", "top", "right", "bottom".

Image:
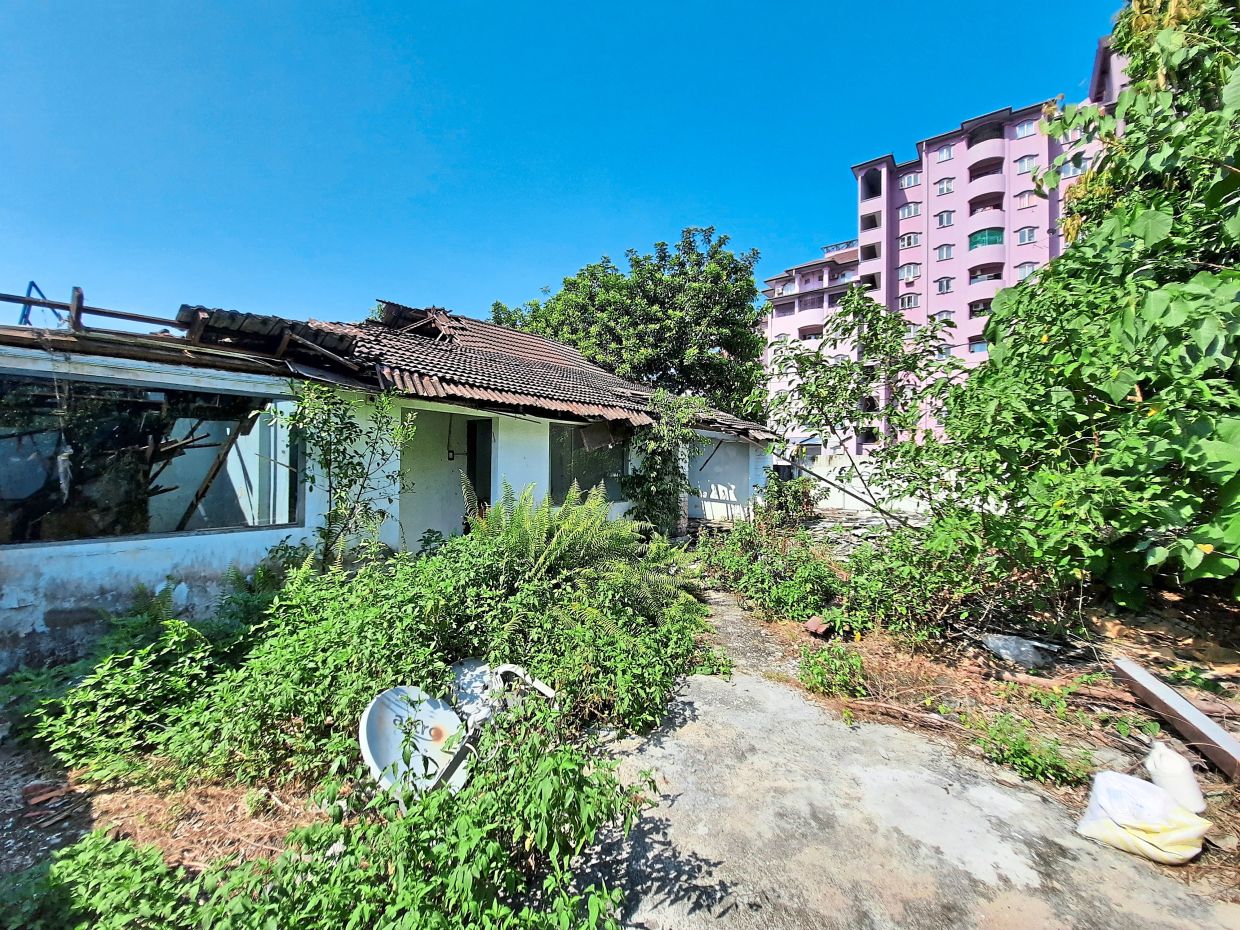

{"left": 688, "top": 434, "right": 770, "bottom": 523}
{"left": 0, "top": 348, "right": 325, "bottom": 674}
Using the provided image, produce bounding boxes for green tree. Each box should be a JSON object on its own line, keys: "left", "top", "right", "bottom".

{"left": 491, "top": 227, "right": 765, "bottom": 417}
{"left": 939, "top": 0, "right": 1240, "bottom": 603}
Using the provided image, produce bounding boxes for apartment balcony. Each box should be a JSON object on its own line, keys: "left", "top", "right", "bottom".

{"left": 967, "top": 136, "right": 1006, "bottom": 167}
{"left": 968, "top": 169, "right": 1007, "bottom": 199}
{"left": 966, "top": 210, "right": 1006, "bottom": 235}
{"left": 967, "top": 267, "right": 1005, "bottom": 300}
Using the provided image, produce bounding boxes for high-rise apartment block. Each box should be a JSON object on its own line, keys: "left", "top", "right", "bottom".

{"left": 763, "top": 39, "right": 1127, "bottom": 452}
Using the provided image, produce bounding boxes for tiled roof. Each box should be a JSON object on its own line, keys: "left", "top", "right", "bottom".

{"left": 169, "top": 301, "right": 774, "bottom": 440}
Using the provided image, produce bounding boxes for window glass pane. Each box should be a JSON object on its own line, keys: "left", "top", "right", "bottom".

{"left": 0, "top": 374, "right": 300, "bottom": 545}
{"left": 549, "top": 424, "right": 627, "bottom": 504}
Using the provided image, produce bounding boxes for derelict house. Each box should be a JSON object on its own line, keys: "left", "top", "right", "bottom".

{"left": 0, "top": 293, "right": 772, "bottom": 673}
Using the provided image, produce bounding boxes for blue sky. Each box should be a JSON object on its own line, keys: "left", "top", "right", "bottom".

{"left": 0, "top": 1, "right": 1121, "bottom": 326}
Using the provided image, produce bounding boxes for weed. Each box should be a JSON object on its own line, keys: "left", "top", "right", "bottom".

{"left": 973, "top": 713, "right": 1092, "bottom": 786}
{"left": 798, "top": 643, "right": 868, "bottom": 698}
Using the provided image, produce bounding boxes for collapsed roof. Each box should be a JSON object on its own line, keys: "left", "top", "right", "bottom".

{"left": 0, "top": 296, "right": 774, "bottom": 442}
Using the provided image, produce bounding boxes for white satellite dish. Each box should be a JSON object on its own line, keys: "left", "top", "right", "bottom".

{"left": 358, "top": 685, "right": 469, "bottom": 795}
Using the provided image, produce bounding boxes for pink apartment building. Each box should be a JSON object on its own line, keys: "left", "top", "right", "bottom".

{"left": 763, "top": 39, "right": 1127, "bottom": 455}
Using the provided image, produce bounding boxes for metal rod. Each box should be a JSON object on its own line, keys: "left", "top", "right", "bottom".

{"left": 0, "top": 291, "right": 188, "bottom": 331}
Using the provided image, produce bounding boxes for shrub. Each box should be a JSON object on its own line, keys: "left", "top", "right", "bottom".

{"left": 754, "top": 467, "right": 822, "bottom": 530}
{"left": 798, "top": 644, "right": 867, "bottom": 698}
{"left": 698, "top": 521, "right": 843, "bottom": 624}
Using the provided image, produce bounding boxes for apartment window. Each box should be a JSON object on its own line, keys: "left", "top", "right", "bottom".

{"left": 827, "top": 292, "right": 844, "bottom": 307}
{"left": 970, "top": 264, "right": 1004, "bottom": 283}
{"left": 1016, "top": 261, "right": 1038, "bottom": 281}
{"left": 935, "top": 243, "right": 954, "bottom": 261}
{"left": 799, "top": 294, "right": 824, "bottom": 310}
{"left": 0, "top": 374, "right": 302, "bottom": 545}
{"left": 898, "top": 202, "right": 921, "bottom": 219}
{"left": 860, "top": 242, "right": 881, "bottom": 261}
{"left": 899, "top": 171, "right": 921, "bottom": 189}
{"left": 935, "top": 277, "right": 954, "bottom": 294}
{"left": 968, "top": 336, "right": 989, "bottom": 354}
{"left": 968, "top": 299, "right": 992, "bottom": 318}
{"left": 931, "top": 309, "right": 954, "bottom": 322}
{"left": 860, "top": 211, "right": 882, "bottom": 231}
{"left": 1017, "top": 226, "right": 1037, "bottom": 244}
{"left": 1061, "top": 155, "right": 1091, "bottom": 179}
{"left": 968, "top": 228, "right": 1004, "bottom": 249}
{"left": 936, "top": 143, "right": 954, "bottom": 162}
{"left": 897, "top": 262, "right": 922, "bottom": 282}
{"left": 936, "top": 210, "right": 955, "bottom": 228}
{"left": 1015, "top": 118, "right": 1037, "bottom": 139}
{"left": 898, "top": 233, "right": 921, "bottom": 249}
{"left": 774, "top": 302, "right": 794, "bottom": 316}
{"left": 935, "top": 344, "right": 952, "bottom": 359}
{"left": 936, "top": 177, "right": 954, "bottom": 195}
{"left": 860, "top": 167, "right": 883, "bottom": 199}
{"left": 1015, "top": 190, "right": 1036, "bottom": 209}
{"left": 550, "top": 424, "right": 627, "bottom": 503}
{"left": 798, "top": 325, "right": 824, "bottom": 341}
{"left": 898, "top": 293, "right": 920, "bottom": 310}
{"left": 1015, "top": 155, "right": 1037, "bottom": 174}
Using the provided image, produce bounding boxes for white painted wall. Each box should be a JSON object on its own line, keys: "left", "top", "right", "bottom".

{"left": 398, "top": 408, "right": 472, "bottom": 546}
{"left": 689, "top": 438, "right": 756, "bottom": 522}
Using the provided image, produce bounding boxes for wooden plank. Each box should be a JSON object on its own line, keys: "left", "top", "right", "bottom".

{"left": 1113, "top": 656, "right": 1240, "bottom": 780}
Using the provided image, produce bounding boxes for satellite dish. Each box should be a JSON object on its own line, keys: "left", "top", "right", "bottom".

{"left": 449, "top": 659, "right": 495, "bottom": 726}
{"left": 358, "top": 685, "right": 469, "bottom": 795}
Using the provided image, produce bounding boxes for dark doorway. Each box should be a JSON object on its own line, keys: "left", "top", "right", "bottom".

{"left": 465, "top": 419, "right": 492, "bottom": 507}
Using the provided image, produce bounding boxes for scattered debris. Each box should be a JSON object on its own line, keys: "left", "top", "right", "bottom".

{"left": 1077, "top": 770, "right": 1211, "bottom": 865}
{"left": 1147, "top": 741, "right": 1207, "bottom": 813}
{"left": 804, "top": 616, "right": 830, "bottom": 636}
{"left": 982, "top": 634, "right": 1052, "bottom": 670}
{"left": 1114, "top": 657, "right": 1240, "bottom": 780}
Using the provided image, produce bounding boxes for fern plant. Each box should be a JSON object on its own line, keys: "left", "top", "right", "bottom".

{"left": 462, "top": 478, "right": 645, "bottom": 590}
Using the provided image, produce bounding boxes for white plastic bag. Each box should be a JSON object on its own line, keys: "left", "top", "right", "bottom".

{"left": 1076, "top": 771, "right": 1210, "bottom": 865}
{"left": 1145, "top": 741, "right": 1206, "bottom": 813}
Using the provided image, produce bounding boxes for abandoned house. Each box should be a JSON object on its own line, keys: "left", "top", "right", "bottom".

{"left": 0, "top": 295, "right": 773, "bottom": 673}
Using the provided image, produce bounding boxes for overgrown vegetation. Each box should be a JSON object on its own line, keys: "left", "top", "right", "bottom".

{"left": 971, "top": 713, "right": 1093, "bottom": 787}
{"left": 3, "top": 484, "right": 720, "bottom": 929}
{"left": 761, "top": 0, "right": 1240, "bottom": 612}
{"left": 273, "top": 384, "right": 415, "bottom": 570}
{"left": 698, "top": 521, "right": 844, "bottom": 626}
{"left": 619, "top": 390, "right": 709, "bottom": 536}
{"left": 798, "top": 643, "right": 867, "bottom": 698}
{"left": 753, "top": 467, "right": 822, "bottom": 531}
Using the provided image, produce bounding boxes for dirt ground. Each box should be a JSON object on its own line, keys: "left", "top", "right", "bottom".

{"left": 585, "top": 591, "right": 1240, "bottom": 930}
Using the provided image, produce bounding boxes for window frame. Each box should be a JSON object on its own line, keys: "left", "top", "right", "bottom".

{"left": 1014, "top": 118, "right": 1037, "bottom": 139}
{"left": 968, "top": 228, "right": 1004, "bottom": 250}
{"left": 935, "top": 210, "right": 955, "bottom": 228}
{"left": 935, "top": 243, "right": 954, "bottom": 261}
{"left": 936, "top": 143, "right": 954, "bottom": 162}
{"left": 935, "top": 276, "right": 954, "bottom": 294}
{"left": 898, "top": 171, "right": 921, "bottom": 189}
{"left": 1015, "top": 155, "right": 1037, "bottom": 174}
{"left": 897, "top": 202, "right": 922, "bottom": 219}
{"left": 936, "top": 177, "right": 954, "bottom": 195}
{"left": 1016, "top": 226, "right": 1037, "bottom": 244}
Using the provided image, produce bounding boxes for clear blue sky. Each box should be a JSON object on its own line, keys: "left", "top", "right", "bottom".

{"left": 0, "top": 0, "right": 1121, "bottom": 326}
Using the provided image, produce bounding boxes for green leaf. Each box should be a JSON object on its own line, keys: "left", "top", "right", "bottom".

{"left": 1223, "top": 65, "right": 1240, "bottom": 113}
{"left": 1131, "top": 208, "right": 1173, "bottom": 246}
{"left": 1224, "top": 214, "right": 1240, "bottom": 243}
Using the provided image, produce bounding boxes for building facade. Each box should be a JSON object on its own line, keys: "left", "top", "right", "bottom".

{"left": 763, "top": 38, "right": 1127, "bottom": 458}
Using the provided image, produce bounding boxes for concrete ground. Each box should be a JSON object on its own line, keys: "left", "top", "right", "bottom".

{"left": 586, "top": 593, "right": 1240, "bottom": 930}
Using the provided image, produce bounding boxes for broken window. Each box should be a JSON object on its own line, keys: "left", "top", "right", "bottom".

{"left": 548, "top": 423, "right": 627, "bottom": 504}
{"left": 0, "top": 373, "right": 300, "bottom": 545}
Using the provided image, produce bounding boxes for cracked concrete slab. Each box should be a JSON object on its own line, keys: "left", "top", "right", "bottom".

{"left": 584, "top": 596, "right": 1240, "bottom": 930}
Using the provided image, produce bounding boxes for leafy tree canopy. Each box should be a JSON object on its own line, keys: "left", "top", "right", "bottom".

{"left": 491, "top": 227, "right": 765, "bottom": 417}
